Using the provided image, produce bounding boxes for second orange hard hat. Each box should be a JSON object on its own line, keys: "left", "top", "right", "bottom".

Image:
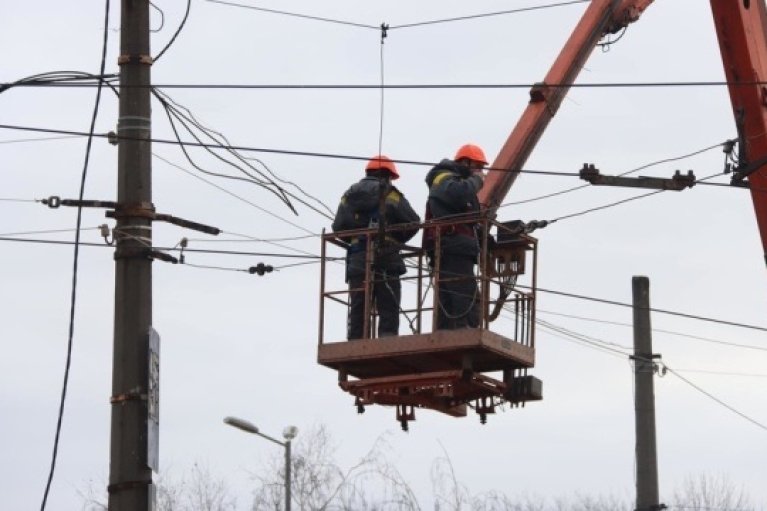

{"left": 454, "top": 144, "right": 488, "bottom": 165}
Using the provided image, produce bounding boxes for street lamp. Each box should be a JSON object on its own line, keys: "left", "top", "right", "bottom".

{"left": 223, "top": 416, "right": 298, "bottom": 511}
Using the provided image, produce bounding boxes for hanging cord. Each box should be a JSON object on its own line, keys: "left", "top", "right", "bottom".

{"left": 378, "top": 23, "right": 388, "bottom": 156}
{"left": 40, "top": 2, "right": 110, "bottom": 509}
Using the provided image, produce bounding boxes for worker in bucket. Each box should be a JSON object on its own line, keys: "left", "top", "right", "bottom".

{"left": 423, "top": 143, "right": 487, "bottom": 330}
{"left": 332, "top": 155, "right": 421, "bottom": 340}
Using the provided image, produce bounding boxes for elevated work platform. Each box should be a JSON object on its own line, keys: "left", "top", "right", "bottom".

{"left": 318, "top": 328, "right": 535, "bottom": 379}
{"left": 319, "top": 220, "right": 542, "bottom": 429}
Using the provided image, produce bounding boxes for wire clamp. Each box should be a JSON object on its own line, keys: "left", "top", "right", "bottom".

{"left": 380, "top": 22, "right": 389, "bottom": 42}
{"left": 42, "top": 196, "right": 61, "bottom": 208}
{"left": 248, "top": 263, "right": 274, "bottom": 276}
{"left": 117, "top": 54, "right": 154, "bottom": 66}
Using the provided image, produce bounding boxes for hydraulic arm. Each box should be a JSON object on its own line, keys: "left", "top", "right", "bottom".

{"left": 478, "top": 0, "right": 655, "bottom": 211}
{"left": 710, "top": 0, "right": 767, "bottom": 265}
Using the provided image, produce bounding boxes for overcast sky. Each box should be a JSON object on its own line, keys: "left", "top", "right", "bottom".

{"left": 2, "top": 1, "right": 766, "bottom": 509}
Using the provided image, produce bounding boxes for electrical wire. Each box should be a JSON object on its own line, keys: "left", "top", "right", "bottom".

{"left": 500, "top": 140, "right": 728, "bottom": 207}
{"left": 389, "top": 0, "right": 590, "bottom": 30}
{"left": 662, "top": 364, "right": 767, "bottom": 432}
{"left": 0, "top": 71, "right": 119, "bottom": 97}
{"left": 204, "top": 0, "right": 378, "bottom": 29}
{"left": 0, "top": 198, "right": 39, "bottom": 203}
{"left": 17, "top": 80, "right": 767, "bottom": 90}
{"left": 0, "top": 227, "right": 100, "bottom": 237}
{"left": 273, "top": 259, "right": 322, "bottom": 270}
{"left": 149, "top": 1, "right": 165, "bottom": 32}
{"left": 153, "top": 152, "right": 316, "bottom": 235}
{"left": 153, "top": 89, "right": 299, "bottom": 214}
{"left": 548, "top": 172, "right": 728, "bottom": 223}
{"left": 4, "top": 122, "right": 759, "bottom": 196}
{"left": 515, "top": 284, "right": 767, "bottom": 333}
{"left": 671, "top": 369, "right": 767, "bottom": 378}
{"left": 40, "top": 2, "right": 110, "bottom": 509}
{"left": 186, "top": 233, "right": 319, "bottom": 243}
{"left": 0, "top": 235, "right": 332, "bottom": 260}
{"left": 206, "top": 0, "right": 590, "bottom": 32}
{"left": 153, "top": 0, "right": 191, "bottom": 62}
{"left": 0, "top": 122, "right": 587, "bottom": 175}
{"left": 153, "top": 88, "right": 334, "bottom": 217}
{"left": 536, "top": 309, "right": 767, "bottom": 353}
{"left": 378, "top": 24, "right": 386, "bottom": 156}
{"left": 0, "top": 135, "right": 81, "bottom": 145}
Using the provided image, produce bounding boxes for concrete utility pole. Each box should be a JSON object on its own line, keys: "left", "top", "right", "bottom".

{"left": 632, "top": 276, "right": 663, "bottom": 511}
{"left": 108, "top": 1, "right": 154, "bottom": 509}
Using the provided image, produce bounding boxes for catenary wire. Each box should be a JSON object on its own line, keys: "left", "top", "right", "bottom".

{"left": 389, "top": 0, "right": 590, "bottom": 30}
{"left": 205, "top": 0, "right": 378, "bottom": 29}
{"left": 153, "top": 0, "right": 191, "bottom": 62}
{"left": 5, "top": 121, "right": 763, "bottom": 193}
{"left": 40, "top": 2, "right": 110, "bottom": 509}
{"left": 0, "top": 123, "right": 620, "bottom": 176}
{"left": 17, "top": 80, "right": 767, "bottom": 90}
{"left": 205, "top": 0, "right": 589, "bottom": 31}
{"left": 662, "top": 364, "right": 767, "bottom": 432}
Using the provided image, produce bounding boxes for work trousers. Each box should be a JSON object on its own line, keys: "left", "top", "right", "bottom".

{"left": 436, "top": 254, "right": 479, "bottom": 330}
{"left": 347, "top": 269, "right": 401, "bottom": 340}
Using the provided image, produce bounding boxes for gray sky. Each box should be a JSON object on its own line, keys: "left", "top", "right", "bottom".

{"left": 1, "top": 1, "right": 766, "bottom": 509}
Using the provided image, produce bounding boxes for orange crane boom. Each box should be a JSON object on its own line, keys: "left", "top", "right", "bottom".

{"left": 478, "top": 0, "right": 655, "bottom": 211}
{"left": 480, "top": 0, "right": 767, "bottom": 265}
{"left": 710, "top": 0, "right": 767, "bottom": 265}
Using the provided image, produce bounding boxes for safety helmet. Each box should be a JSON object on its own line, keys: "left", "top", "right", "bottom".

{"left": 454, "top": 144, "right": 488, "bottom": 165}
{"left": 365, "top": 154, "right": 400, "bottom": 180}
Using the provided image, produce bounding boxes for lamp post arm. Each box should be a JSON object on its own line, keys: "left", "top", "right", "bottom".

{"left": 255, "top": 431, "right": 285, "bottom": 447}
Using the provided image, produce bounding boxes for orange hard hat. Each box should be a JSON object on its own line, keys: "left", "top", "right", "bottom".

{"left": 365, "top": 154, "right": 399, "bottom": 179}
{"left": 454, "top": 144, "right": 488, "bottom": 165}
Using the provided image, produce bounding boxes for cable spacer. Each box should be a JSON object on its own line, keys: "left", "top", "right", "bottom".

{"left": 117, "top": 54, "right": 154, "bottom": 66}
{"left": 110, "top": 392, "right": 148, "bottom": 404}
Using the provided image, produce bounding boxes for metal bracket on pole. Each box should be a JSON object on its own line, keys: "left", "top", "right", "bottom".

{"left": 41, "top": 196, "right": 221, "bottom": 235}
{"left": 117, "top": 54, "right": 154, "bottom": 66}
{"left": 579, "top": 164, "right": 696, "bottom": 190}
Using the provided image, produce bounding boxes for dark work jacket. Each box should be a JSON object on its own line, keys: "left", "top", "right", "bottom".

{"left": 424, "top": 159, "right": 484, "bottom": 257}
{"left": 332, "top": 175, "right": 420, "bottom": 279}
